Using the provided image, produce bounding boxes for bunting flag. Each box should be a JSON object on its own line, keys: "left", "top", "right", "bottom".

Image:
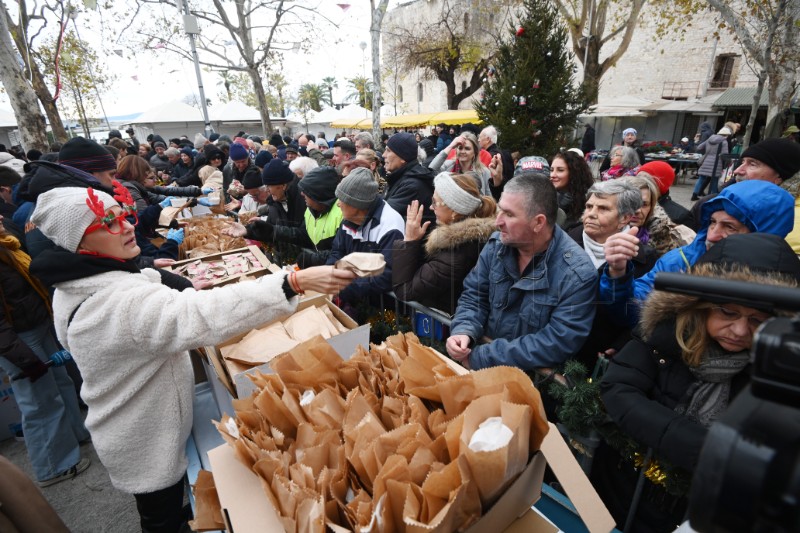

{"left": 131, "top": 75, "right": 139, "bottom": 81}
{"left": 336, "top": 3, "right": 350, "bottom": 12}
{"left": 154, "top": 42, "right": 166, "bottom": 49}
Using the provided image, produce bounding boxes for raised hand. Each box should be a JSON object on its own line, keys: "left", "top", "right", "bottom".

{"left": 404, "top": 200, "right": 430, "bottom": 241}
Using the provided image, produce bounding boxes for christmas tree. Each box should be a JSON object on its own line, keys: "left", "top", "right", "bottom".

{"left": 475, "top": 0, "right": 588, "bottom": 156}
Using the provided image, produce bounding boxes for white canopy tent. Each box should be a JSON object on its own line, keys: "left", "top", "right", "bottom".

{"left": 128, "top": 101, "right": 205, "bottom": 141}
{"left": 0, "top": 108, "right": 18, "bottom": 148}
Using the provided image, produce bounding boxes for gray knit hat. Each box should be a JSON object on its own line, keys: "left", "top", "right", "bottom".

{"left": 335, "top": 167, "right": 378, "bottom": 210}
{"left": 194, "top": 133, "right": 208, "bottom": 150}
{"left": 31, "top": 187, "right": 118, "bottom": 252}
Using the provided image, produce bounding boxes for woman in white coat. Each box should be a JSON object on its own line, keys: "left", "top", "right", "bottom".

{"left": 29, "top": 181, "right": 354, "bottom": 532}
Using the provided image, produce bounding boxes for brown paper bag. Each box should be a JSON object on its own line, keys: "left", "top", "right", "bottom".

{"left": 334, "top": 252, "right": 386, "bottom": 277}
{"left": 221, "top": 323, "right": 299, "bottom": 365}
{"left": 188, "top": 470, "right": 226, "bottom": 531}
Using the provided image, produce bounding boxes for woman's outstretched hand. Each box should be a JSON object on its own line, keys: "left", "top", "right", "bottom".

{"left": 295, "top": 266, "right": 357, "bottom": 295}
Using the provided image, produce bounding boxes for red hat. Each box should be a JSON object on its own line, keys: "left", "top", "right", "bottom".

{"left": 638, "top": 161, "right": 675, "bottom": 195}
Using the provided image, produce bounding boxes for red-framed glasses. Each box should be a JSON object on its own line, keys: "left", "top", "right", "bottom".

{"left": 85, "top": 209, "right": 139, "bottom": 235}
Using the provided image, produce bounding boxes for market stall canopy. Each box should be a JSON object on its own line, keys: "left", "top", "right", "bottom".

{"left": 581, "top": 96, "right": 653, "bottom": 117}
{"left": 329, "top": 104, "right": 372, "bottom": 128}
{"left": 428, "top": 109, "right": 482, "bottom": 125}
{"left": 130, "top": 101, "right": 202, "bottom": 123}
{"left": 285, "top": 109, "right": 320, "bottom": 125}
{"left": 0, "top": 108, "right": 17, "bottom": 128}
{"left": 639, "top": 94, "right": 720, "bottom": 115}
{"left": 211, "top": 100, "right": 261, "bottom": 122}
{"left": 713, "top": 87, "right": 768, "bottom": 108}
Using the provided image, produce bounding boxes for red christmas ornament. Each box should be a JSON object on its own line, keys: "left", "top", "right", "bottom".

{"left": 532, "top": 79, "right": 540, "bottom": 89}
{"left": 516, "top": 27, "right": 525, "bottom": 37}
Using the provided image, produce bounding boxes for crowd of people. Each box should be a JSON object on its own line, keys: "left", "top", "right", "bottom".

{"left": 0, "top": 117, "right": 799, "bottom": 532}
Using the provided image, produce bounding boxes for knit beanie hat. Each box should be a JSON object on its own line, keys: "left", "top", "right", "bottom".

{"left": 180, "top": 147, "right": 195, "bottom": 158}
{"left": 241, "top": 168, "right": 264, "bottom": 190}
{"left": 740, "top": 138, "right": 800, "bottom": 180}
{"left": 254, "top": 149, "right": 273, "bottom": 168}
{"left": 153, "top": 141, "right": 166, "bottom": 149}
{"left": 298, "top": 167, "right": 339, "bottom": 207}
{"left": 261, "top": 159, "right": 294, "bottom": 185}
{"left": 233, "top": 137, "right": 249, "bottom": 148}
{"left": 622, "top": 128, "right": 637, "bottom": 137}
{"left": 638, "top": 161, "right": 675, "bottom": 195}
{"left": 285, "top": 145, "right": 299, "bottom": 155}
{"left": 229, "top": 143, "right": 249, "bottom": 161}
{"left": 335, "top": 167, "right": 378, "bottom": 210}
{"left": 696, "top": 233, "right": 800, "bottom": 282}
{"left": 434, "top": 172, "right": 482, "bottom": 215}
{"left": 31, "top": 187, "right": 117, "bottom": 252}
{"left": 209, "top": 133, "right": 220, "bottom": 142}
{"left": 58, "top": 137, "right": 117, "bottom": 174}
{"left": 269, "top": 133, "right": 285, "bottom": 147}
{"left": 194, "top": 133, "right": 208, "bottom": 150}
{"left": 386, "top": 133, "right": 418, "bottom": 163}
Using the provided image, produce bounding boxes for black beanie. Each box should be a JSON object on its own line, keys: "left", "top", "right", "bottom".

{"left": 261, "top": 159, "right": 294, "bottom": 185}
{"left": 0, "top": 166, "right": 21, "bottom": 186}
{"left": 740, "top": 138, "right": 800, "bottom": 180}
{"left": 697, "top": 233, "right": 800, "bottom": 281}
{"left": 269, "top": 133, "right": 285, "bottom": 147}
{"left": 254, "top": 150, "right": 273, "bottom": 169}
{"left": 298, "top": 167, "right": 339, "bottom": 207}
{"left": 241, "top": 168, "right": 264, "bottom": 189}
{"left": 58, "top": 137, "right": 117, "bottom": 173}
{"left": 386, "top": 132, "right": 418, "bottom": 163}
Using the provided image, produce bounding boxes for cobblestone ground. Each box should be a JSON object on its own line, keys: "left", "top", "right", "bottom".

{"left": 0, "top": 178, "right": 700, "bottom": 532}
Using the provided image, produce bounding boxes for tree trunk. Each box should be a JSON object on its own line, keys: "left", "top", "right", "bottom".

{"left": 247, "top": 67, "right": 273, "bottom": 134}
{"left": 0, "top": 14, "right": 47, "bottom": 151}
{"left": 72, "top": 85, "right": 90, "bottom": 137}
{"left": 742, "top": 70, "right": 766, "bottom": 149}
{"left": 582, "top": 38, "right": 602, "bottom": 105}
{"left": 6, "top": 18, "right": 69, "bottom": 143}
{"left": 370, "top": 0, "right": 389, "bottom": 141}
{"left": 443, "top": 75, "right": 456, "bottom": 110}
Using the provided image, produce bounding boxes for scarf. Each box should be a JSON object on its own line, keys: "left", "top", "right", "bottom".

{"left": 581, "top": 230, "right": 606, "bottom": 268}
{"left": 637, "top": 226, "right": 651, "bottom": 245}
{"left": 30, "top": 247, "right": 140, "bottom": 288}
{"left": 674, "top": 342, "right": 750, "bottom": 427}
{"left": 0, "top": 233, "right": 52, "bottom": 317}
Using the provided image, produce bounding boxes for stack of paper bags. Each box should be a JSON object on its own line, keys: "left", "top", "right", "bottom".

{"left": 220, "top": 305, "right": 349, "bottom": 368}
{"left": 214, "top": 332, "right": 548, "bottom": 533}
{"left": 177, "top": 215, "right": 247, "bottom": 258}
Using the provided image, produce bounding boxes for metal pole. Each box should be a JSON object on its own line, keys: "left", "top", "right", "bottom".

{"left": 181, "top": 0, "right": 214, "bottom": 137}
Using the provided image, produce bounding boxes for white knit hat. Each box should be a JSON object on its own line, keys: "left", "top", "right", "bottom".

{"left": 434, "top": 172, "right": 482, "bottom": 215}
{"left": 31, "top": 187, "right": 117, "bottom": 252}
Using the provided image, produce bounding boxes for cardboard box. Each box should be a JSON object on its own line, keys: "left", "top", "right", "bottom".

{"left": 167, "top": 245, "right": 279, "bottom": 288}
{"left": 0, "top": 373, "right": 22, "bottom": 441}
{"left": 208, "top": 443, "right": 548, "bottom": 533}
{"left": 203, "top": 295, "right": 369, "bottom": 400}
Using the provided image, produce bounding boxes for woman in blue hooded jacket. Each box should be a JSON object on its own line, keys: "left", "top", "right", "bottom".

{"left": 598, "top": 180, "right": 795, "bottom": 328}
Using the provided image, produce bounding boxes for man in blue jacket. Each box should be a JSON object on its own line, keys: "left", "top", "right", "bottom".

{"left": 326, "top": 167, "right": 405, "bottom": 307}
{"left": 446, "top": 174, "right": 598, "bottom": 372}
{"left": 600, "top": 180, "right": 794, "bottom": 327}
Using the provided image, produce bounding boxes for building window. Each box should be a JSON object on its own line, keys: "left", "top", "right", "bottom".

{"left": 417, "top": 83, "right": 423, "bottom": 102}
{"left": 398, "top": 85, "right": 403, "bottom": 103}
{"left": 461, "top": 80, "right": 467, "bottom": 93}
{"left": 710, "top": 54, "right": 738, "bottom": 89}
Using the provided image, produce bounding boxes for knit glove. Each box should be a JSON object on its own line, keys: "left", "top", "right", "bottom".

{"left": 19, "top": 359, "right": 49, "bottom": 382}
{"left": 49, "top": 350, "right": 73, "bottom": 366}
{"left": 201, "top": 186, "right": 215, "bottom": 194}
{"left": 159, "top": 197, "right": 176, "bottom": 208}
{"left": 167, "top": 228, "right": 185, "bottom": 244}
{"left": 197, "top": 197, "right": 212, "bottom": 207}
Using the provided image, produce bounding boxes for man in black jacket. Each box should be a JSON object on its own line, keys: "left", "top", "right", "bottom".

{"left": 383, "top": 132, "right": 434, "bottom": 222}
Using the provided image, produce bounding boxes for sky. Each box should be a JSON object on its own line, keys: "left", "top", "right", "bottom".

{"left": 0, "top": 0, "right": 404, "bottom": 119}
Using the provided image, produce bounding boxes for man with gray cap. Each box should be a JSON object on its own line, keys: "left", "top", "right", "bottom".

{"left": 326, "top": 167, "right": 405, "bottom": 307}
{"left": 382, "top": 132, "right": 434, "bottom": 222}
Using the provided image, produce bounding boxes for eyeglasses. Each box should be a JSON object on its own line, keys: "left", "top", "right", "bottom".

{"left": 85, "top": 210, "right": 138, "bottom": 235}
{"left": 431, "top": 196, "right": 447, "bottom": 208}
{"left": 710, "top": 306, "right": 770, "bottom": 329}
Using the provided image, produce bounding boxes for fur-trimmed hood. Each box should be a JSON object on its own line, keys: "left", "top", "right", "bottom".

{"left": 641, "top": 261, "right": 798, "bottom": 340}
{"left": 424, "top": 216, "right": 496, "bottom": 256}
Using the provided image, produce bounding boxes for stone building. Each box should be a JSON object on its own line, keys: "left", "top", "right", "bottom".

{"left": 382, "top": 0, "right": 771, "bottom": 148}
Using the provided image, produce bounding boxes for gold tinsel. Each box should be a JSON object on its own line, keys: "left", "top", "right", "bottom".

{"left": 633, "top": 452, "right": 668, "bottom": 487}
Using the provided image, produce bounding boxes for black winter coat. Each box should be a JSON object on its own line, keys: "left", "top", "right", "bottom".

{"left": 658, "top": 195, "right": 693, "bottom": 228}
{"left": 0, "top": 260, "right": 51, "bottom": 370}
{"left": 384, "top": 161, "right": 434, "bottom": 222}
{"left": 392, "top": 216, "right": 495, "bottom": 315}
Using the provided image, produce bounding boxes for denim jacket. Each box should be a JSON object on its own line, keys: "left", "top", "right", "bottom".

{"left": 451, "top": 226, "right": 598, "bottom": 371}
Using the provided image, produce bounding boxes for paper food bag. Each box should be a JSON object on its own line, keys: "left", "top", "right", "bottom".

{"left": 188, "top": 470, "right": 226, "bottom": 531}
{"left": 335, "top": 252, "right": 386, "bottom": 277}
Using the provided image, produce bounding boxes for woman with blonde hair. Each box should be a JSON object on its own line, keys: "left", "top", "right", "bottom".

{"left": 594, "top": 233, "right": 800, "bottom": 532}
{"left": 392, "top": 172, "right": 496, "bottom": 314}
{"left": 428, "top": 131, "right": 491, "bottom": 195}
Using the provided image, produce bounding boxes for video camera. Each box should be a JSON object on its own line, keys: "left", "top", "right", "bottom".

{"left": 654, "top": 272, "right": 800, "bottom": 533}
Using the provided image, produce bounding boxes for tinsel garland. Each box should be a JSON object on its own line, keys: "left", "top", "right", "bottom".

{"left": 549, "top": 359, "right": 692, "bottom": 497}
